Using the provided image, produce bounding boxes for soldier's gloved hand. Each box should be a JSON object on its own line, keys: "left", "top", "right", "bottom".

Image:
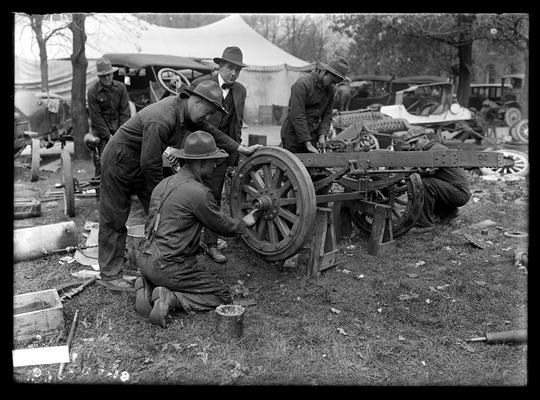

{"left": 84, "top": 133, "right": 101, "bottom": 148}
{"left": 242, "top": 209, "right": 259, "bottom": 228}
{"left": 305, "top": 141, "right": 319, "bottom": 153}
{"left": 237, "top": 144, "right": 263, "bottom": 155}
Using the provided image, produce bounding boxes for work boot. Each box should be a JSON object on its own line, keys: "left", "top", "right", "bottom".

{"left": 98, "top": 277, "right": 135, "bottom": 292}
{"left": 135, "top": 276, "right": 155, "bottom": 317}
{"left": 149, "top": 287, "right": 181, "bottom": 328}
{"left": 207, "top": 245, "right": 227, "bottom": 263}
{"left": 438, "top": 209, "right": 460, "bottom": 225}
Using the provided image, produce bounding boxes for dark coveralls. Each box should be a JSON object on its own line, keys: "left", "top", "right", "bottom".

{"left": 190, "top": 74, "right": 246, "bottom": 247}
{"left": 87, "top": 80, "right": 130, "bottom": 177}
{"left": 281, "top": 71, "right": 335, "bottom": 153}
{"left": 415, "top": 141, "right": 471, "bottom": 227}
{"left": 98, "top": 91, "right": 239, "bottom": 282}
{"left": 281, "top": 71, "right": 335, "bottom": 193}
{"left": 139, "top": 168, "right": 247, "bottom": 312}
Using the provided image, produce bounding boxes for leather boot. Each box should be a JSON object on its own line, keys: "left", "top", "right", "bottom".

{"left": 135, "top": 276, "right": 154, "bottom": 317}
{"left": 207, "top": 245, "right": 227, "bottom": 263}
{"left": 149, "top": 287, "right": 181, "bottom": 328}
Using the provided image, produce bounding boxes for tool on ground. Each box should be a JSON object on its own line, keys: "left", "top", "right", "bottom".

{"left": 47, "top": 244, "right": 98, "bottom": 255}
{"left": 58, "top": 309, "right": 80, "bottom": 379}
{"left": 468, "top": 329, "right": 527, "bottom": 344}
{"left": 59, "top": 277, "right": 97, "bottom": 302}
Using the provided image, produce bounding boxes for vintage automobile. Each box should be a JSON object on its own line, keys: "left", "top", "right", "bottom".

{"left": 14, "top": 90, "right": 73, "bottom": 178}
{"left": 103, "top": 53, "right": 215, "bottom": 113}
{"left": 347, "top": 74, "right": 393, "bottom": 111}
{"left": 468, "top": 82, "right": 512, "bottom": 111}
{"left": 500, "top": 73, "right": 525, "bottom": 126}
{"left": 388, "top": 75, "right": 450, "bottom": 104}
{"left": 380, "top": 81, "right": 472, "bottom": 128}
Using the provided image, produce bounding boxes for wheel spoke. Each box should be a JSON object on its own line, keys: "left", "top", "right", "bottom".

{"left": 394, "top": 198, "right": 408, "bottom": 207}
{"left": 242, "top": 184, "right": 260, "bottom": 198}
{"left": 278, "top": 180, "right": 292, "bottom": 197}
{"left": 262, "top": 164, "right": 272, "bottom": 187}
{"left": 250, "top": 170, "right": 265, "bottom": 191}
{"left": 256, "top": 218, "right": 267, "bottom": 240}
{"left": 277, "top": 207, "right": 298, "bottom": 224}
{"left": 273, "top": 216, "right": 290, "bottom": 238}
{"left": 267, "top": 220, "right": 279, "bottom": 243}
{"left": 271, "top": 168, "right": 283, "bottom": 189}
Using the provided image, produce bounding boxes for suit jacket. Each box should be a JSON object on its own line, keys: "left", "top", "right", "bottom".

{"left": 190, "top": 73, "right": 246, "bottom": 143}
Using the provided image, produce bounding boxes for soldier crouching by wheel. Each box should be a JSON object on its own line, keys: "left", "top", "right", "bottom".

{"left": 135, "top": 131, "right": 259, "bottom": 328}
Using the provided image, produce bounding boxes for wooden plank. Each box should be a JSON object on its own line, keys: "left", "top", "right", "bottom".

{"left": 307, "top": 207, "right": 339, "bottom": 279}
{"left": 13, "top": 289, "right": 65, "bottom": 342}
{"left": 12, "top": 345, "right": 70, "bottom": 367}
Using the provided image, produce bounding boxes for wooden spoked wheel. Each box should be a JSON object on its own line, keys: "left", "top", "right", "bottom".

{"left": 350, "top": 172, "right": 424, "bottom": 238}
{"left": 61, "top": 147, "right": 75, "bottom": 217}
{"left": 229, "top": 147, "right": 317, "bottom": 262}
{"left": 504, "top": 107, "right": 522, "bottom": 127}
{"left": 479, "top": 148, "right": 529, "bottom": 177}
{"left": 510, "top": 119, "right": 528, "bottom": 143}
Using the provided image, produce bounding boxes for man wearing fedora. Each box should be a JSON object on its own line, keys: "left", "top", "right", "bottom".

{"left": 98, "top": 80, "right": 262, "bottom": 291}
{"left": 189, "top": 46, "right": 248, "bottom": 264}
{"left": 86, "top": 57, "right": 131, "bottom": 178}
{"left": 281, "top": 57, "right": 350, "bottom": 154}
{"left": 398, "top": 131, "right": 471, "bottom": 235}
{"left": 134, "top": 131, "right": 258, "bottom": 327}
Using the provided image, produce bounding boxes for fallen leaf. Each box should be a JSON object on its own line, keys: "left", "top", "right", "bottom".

{"left": 377, "top": 308, "right": 383, "bottom": 313}
{"left": 425, "top": 299, "right": 432, "bottom": 304}
{"left": 414, "top": 261, "right": 426, "bottom": 267}
{"left": 474, "top": 280, "right": 486, "bottom": 286}
{"left": 330, "top": 307, "right": 342, "bottom": 314}
{"left": 406, "top": 273, "right": 418, "bottom": 278}
{"left": 337, "top": 327, "right": 348, "bottom": 335}
{"left": 356, "top": 274, "right": 365, "bottom": 279}
{"left": 398, "top": 294, "right": 414, "bottom": 301}
{"left": 341, "top": 269, "right": 351, "bottom": 274}
{"left": 398, "top": 335, "right": 406, "bottom": 341}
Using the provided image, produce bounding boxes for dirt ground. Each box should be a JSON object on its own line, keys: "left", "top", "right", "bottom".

{"left": 11, "top": 133, "right": 528, "bottom": 386}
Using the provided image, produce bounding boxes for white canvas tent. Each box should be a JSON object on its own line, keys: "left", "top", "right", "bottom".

{"left": 14, "top": 14, "right": 314, "bottom": 124}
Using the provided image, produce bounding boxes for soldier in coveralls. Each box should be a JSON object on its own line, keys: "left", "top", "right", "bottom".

{"left": 98, "top": 81, "right": 261, "bottom": 291}
{"left": 86, "top": 57, "right": 131, "bottom": 178}
{"left": 401, "top": 131, "right": 471, "bottom": 235}
{"left": 281, "top": 57, "right": 350, "bottom": 154}
{"left": 190, "top": 46, "right": 248, "bottom": 264}
{"left": 134, "top": 131, "right": 258, "bottom": 327}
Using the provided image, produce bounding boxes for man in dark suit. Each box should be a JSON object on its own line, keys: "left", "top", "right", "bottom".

{"left": 189, "top": 46, "right": 248, "bottom": 264}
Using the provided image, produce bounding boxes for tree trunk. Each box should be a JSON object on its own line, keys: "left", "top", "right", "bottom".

{"left": 455, "top": 14, "right": 475, "bottom": 107}
{"left": 69, "top": 13, "right": 90, "bottom": 160}
{"left": 521, "top": 49, "right": 528, "bottom": 118}
{"left": 30, "top": 15, "right": 49, "bottom": 93}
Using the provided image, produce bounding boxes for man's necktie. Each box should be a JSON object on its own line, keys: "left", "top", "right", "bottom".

{"left": 221, "top": 83, "right": 233, "bottom": 90}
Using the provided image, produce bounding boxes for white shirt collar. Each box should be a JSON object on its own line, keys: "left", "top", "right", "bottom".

{"left": 217, "top": 74, "right": 230, "bottom": 98}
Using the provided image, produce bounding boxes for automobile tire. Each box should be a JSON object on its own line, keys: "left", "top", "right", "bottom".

{"left": 479, "top": 148, "right": 529, "bottom": 177}
{"left": 504, "top": 107, "right": 522, "bottom": 127}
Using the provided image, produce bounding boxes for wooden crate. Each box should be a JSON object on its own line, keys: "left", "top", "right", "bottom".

{"left": 13, "top": 289, "right": 65, "bottom": 342}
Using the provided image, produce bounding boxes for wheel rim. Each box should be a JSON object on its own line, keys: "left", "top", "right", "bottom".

{"left": 504, "top": 107, "right": 522, "bottom": 126}
{"left": 350, "top": 172, "right": 424, "bottom": 238}
{"left": 481, "top": 149, "right": 529, "bottom": 177}
{"left": 230, "top": 147, "right": 317, "bottom": 261}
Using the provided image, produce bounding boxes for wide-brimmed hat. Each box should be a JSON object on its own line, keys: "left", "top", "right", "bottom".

{"left": 170, "top": 131, "right": 229, "bottom": 160}
{"left": 213, "top": 46, "right": 247, "bottom": 68}
{"left": 400, "top": 130, "right": 428, "bottom": 144}
{"left": 96, "top": 57, "right": 118, "bottom": 76}
{"left": 184, "top": 81, "right": 228, "bottom": 114}
{"left": 320, "top": 57, "right": 350, "bottom": 82}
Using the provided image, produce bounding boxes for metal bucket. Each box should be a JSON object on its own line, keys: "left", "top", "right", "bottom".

{"left": 126, "top": 225, "right": 145, "bottom": 270}
{"left": 215, "top": 304, "right": 245, "bottom": 339}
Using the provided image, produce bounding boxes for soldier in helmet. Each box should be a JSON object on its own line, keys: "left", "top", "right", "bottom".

{"left": 134, "top": 131, "right": 258, "bottom": 327}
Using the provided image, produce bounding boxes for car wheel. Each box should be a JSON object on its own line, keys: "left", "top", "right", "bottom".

{"left": 479, "top": 148, "right": 529, "bottom": 177}
{"left": 30, "top": 138, "right": 41, "bottom": 182}
{"left": 510, "top": 119, "right": 528, "bottom": 144}
{"left": 504, "top": 107, "right": 522, "bottom": 127}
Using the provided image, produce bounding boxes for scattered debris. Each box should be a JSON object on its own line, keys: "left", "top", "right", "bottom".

{"left": 58, "top": 277, "right": 97, "bottom": 302}
{"left": 330, "top": 307, "right": 342, "bottom": 314}
{"left": 336, "top": 327, "right": 348, "bottom": 335}
{"left": 398, "top": 335, "right": 406, "bottom": 341}
{"left": 425, "top": 299, "right": 432, "bottom": 304}
{"left": 462, "top": 233, "right": 486, "bottom": 249}
{"left": 70, "top": 270, "right": 100, "bottom": 280}
{"left": 355, "top": 274, "right": 365, "bottom": 279}
{"left": 406, "top": 273, "right": 418, "bottom": 278}
{"left": 398, "top": 293, "right": 419, "bottom": 301}
{"left": 414, "top": 260, "right": 426, "bottom": 267}
{"left": 514, "top": 248, "right": 528, "bottom": 268}
{"left": 474, "top": 280, "right": 487, "bottom": 286}
{"left": 217, "top": 238, "right": 228, "bottom": 250}
{"left": 455, "top": 339, "right": 476, "bottom": 353}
